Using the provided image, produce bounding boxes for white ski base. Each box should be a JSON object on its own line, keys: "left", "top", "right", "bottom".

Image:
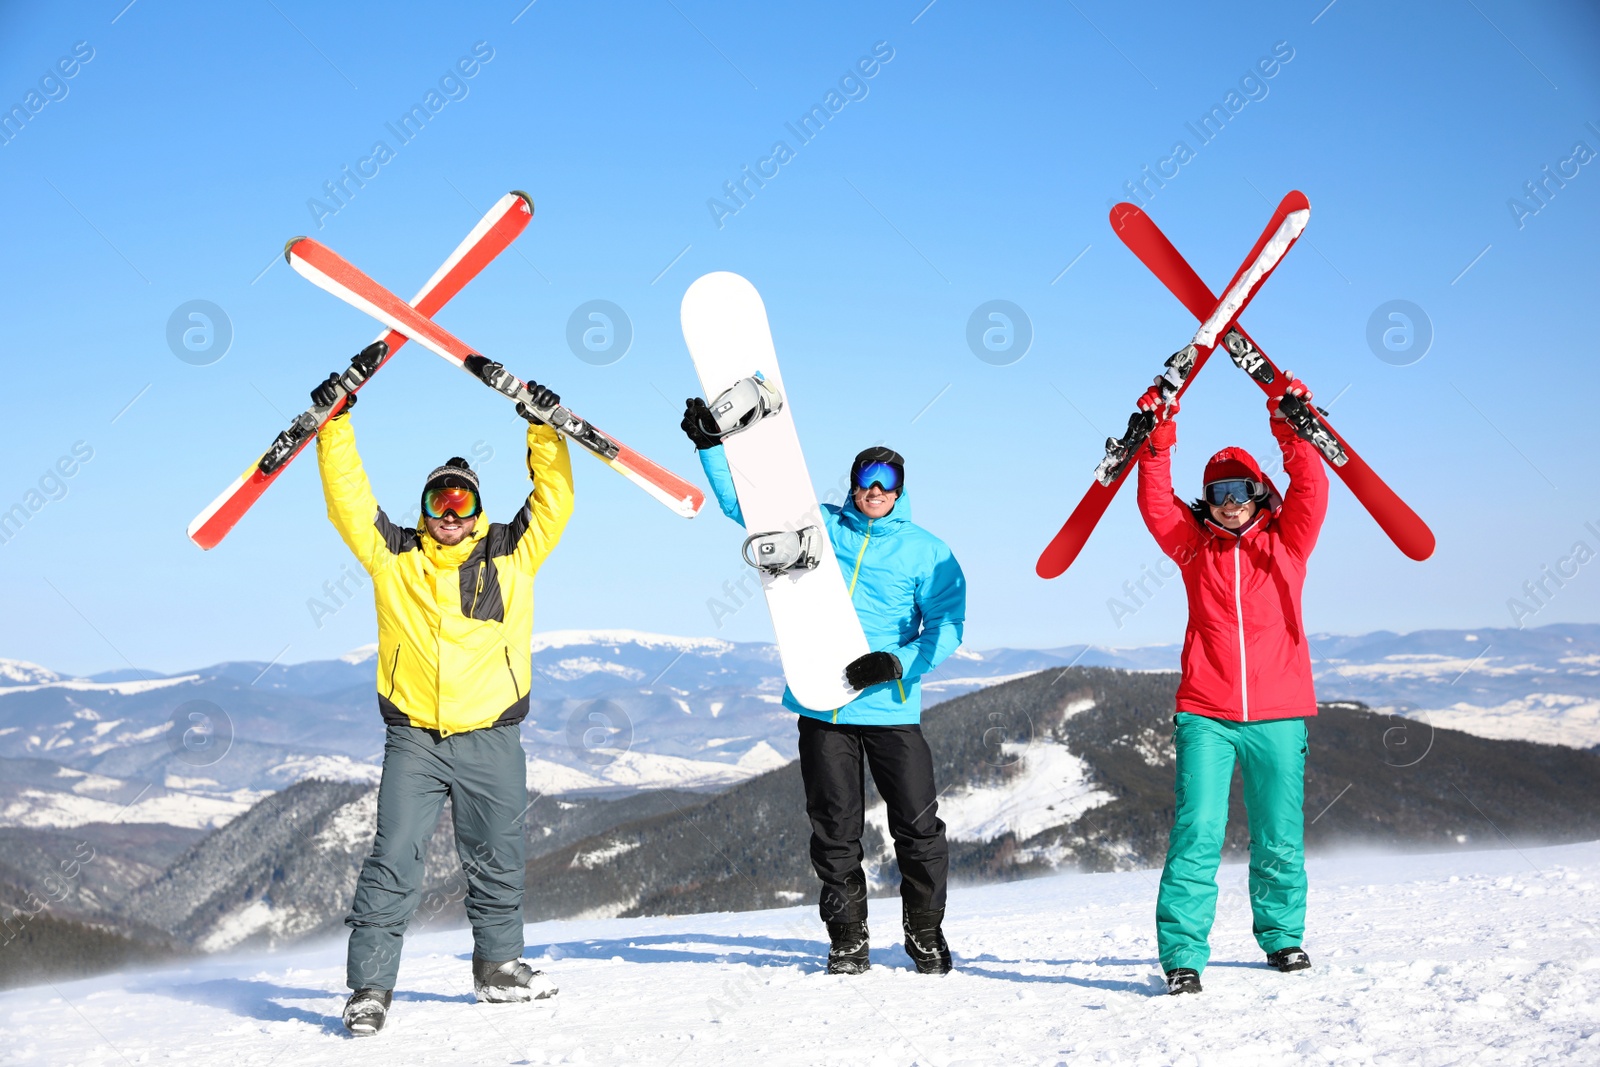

{"left": 5, "top": 841, "right": 1598, "bottom": 1064}
{"left": 681, "top": 272, "right": 868, "bottom": 711}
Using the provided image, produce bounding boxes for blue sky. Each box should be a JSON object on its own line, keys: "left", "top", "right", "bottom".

{"left": 0, "top": 0, "right": 1596, "bottom": 675}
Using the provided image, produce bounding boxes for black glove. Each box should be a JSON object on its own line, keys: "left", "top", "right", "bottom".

{"left": 681, "top": 398, "right": 720, "bottom": 450}
{"left": 516, "top": 380, "right": 560, "bottom": 425}
{"left": 311, "top": 372, "right": 353, "bottom": 416}
{"left": 845, "top": 651, "right": 903, "bottom": 690}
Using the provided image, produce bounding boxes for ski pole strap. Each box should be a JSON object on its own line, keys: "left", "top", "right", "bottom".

{"left": 741, "top": 526, "right": 822, "bottom": 576}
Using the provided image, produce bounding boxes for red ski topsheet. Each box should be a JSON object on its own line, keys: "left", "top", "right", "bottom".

{"left": 285, "top": 237, "right": 705, "bottom": 519}
{"left": 187, "top": 192, "right": 534, "bottom": 550}
{"left": 1110, "top": 202, "right": 1435, "bottom": 561}
{"left": 1035, "top": 191, "right": 1311, "bottom": 579}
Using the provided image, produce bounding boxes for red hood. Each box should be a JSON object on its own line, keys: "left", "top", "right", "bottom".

{"left": 1200, "top": 446, "right": 1283, "bottom": 536}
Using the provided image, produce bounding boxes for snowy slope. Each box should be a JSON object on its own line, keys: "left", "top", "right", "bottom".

{"left": 4, "top": 841, "right": 1597, "bottom": 1065}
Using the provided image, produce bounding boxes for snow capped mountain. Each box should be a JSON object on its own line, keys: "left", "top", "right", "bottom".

{"left": 5, "top": 840, "right": 1597, "bottom": 1062}
{"left": 529, "top": 629, "right": 738, "bottom": 655}
{"left": 0, "top": 660, "right": 62, "bottom": 687}
{"left": 1, "top": 623, "right": 1596, "bottom": 838}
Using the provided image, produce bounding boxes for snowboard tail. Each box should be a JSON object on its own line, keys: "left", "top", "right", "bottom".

{"left": 1111, "top": 201, "right": 1435, "bottom": 561}
{"left": 186, "top": 191, "right": 535, "bottom": 550}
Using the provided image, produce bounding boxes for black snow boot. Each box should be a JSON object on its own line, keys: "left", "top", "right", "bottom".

{"left": 342, "top": 988, "right": 392, "bottom": 1036}
{"left": 472, "top": 955, "right": 559, "bottom": 1003}
{"left": 902, "top": 908, "right": 953, "bottom": 975}
{"left": 1165, "top": 968, "right": 1202, "bottom": 995}
{"left": 1266, "top": 946, "right": 1311, "bottom": 972}
{"left": 826, "top": 920, "right": 870, "bottom": 974}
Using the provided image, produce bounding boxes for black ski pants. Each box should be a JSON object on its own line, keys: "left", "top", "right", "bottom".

{"left": 797, "top": 716, "right": 949, "bottom": 924}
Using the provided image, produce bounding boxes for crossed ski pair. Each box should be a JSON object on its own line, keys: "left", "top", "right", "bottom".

{"left": 187, "top": 192, "right": 705, "bottom": 551}
{"left": 1035, "top": 191, "right": 1436, "bottom": 579}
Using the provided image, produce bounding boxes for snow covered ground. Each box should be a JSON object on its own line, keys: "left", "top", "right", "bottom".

{"left": 5, "top": 842, "right": 1598, "bottom": 1065}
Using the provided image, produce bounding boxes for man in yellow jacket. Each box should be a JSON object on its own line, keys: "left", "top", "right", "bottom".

{"left": 310, "top": 359, "right": 573, "bottom": 1036}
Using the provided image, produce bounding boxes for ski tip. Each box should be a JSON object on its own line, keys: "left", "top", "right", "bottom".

{"left": 283, "top": 236, "right": 308, "bottom": 262}
{"left": 509, "top": 190, "right": 534, "bottom": 215}
{"left": 1281, "top": 189, "right": 1310, "bottom": 213}
{"left": 1108, "top": 202, "right": 1144, "bottom": 231}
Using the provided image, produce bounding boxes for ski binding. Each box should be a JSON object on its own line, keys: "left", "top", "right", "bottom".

{"left": 1278, "top": 394, "right": 1348, "bottom": 466}
{"left": 463, "top": 355, "right": 622, "bottom": 461}
{"left": 1222, "top": 329, "right": 1276, "bottom": 384}
{"left": 258, "top": 341, "right": 388, "bottom": 475}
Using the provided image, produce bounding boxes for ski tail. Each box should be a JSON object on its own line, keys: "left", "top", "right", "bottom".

{"left": 1035, "top": 193, "right": 1312, "bottom": 580}
{"left": 1111, "top": 199, "right": 1436, "bottom": 561}
{"left": 287, "top": 236, "right": 704, "bottom": 519}
{"left": 603, "top": 445, "right": 706, "bottom": 518}
{"left": 186, "top": 192, "right": 533, "bottom": 550}
{"left": 1035, "top": 477, "right": 1123, "bottom": 579}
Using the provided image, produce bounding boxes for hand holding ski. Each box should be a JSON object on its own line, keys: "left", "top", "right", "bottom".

{"left": 1110, "top": 200, "right": 1435, "bottom": 560}
{"left": 186, "top": 191, "right": 535, "bottom": 550}
{"left": 1036, "top": 191, "right": 1312, "bottom": 579}
{"left": 285, "top": 236, "right": 705, "bottom": 519}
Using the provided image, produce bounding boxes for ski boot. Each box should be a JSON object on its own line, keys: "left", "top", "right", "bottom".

{"left": 472, "top": 956, "right": 559, "bottom": 1003}
{"left": 1266, "top": 946, "right": 1311, "bottom": 972}
{"left": 1165, "top": 968, "right": 1202, "bottom": 995}
{"left": 342, "top": 988, "right": 392, "bottom": 1036}
{"left": 826, "top": 920, "right": 870, "bottom": 975}
{"left": 902, "top": 908, "right": 953, "bottom": 975}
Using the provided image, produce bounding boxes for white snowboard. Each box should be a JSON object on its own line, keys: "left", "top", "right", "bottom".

{"left": 681, "top": 272, "right": 870, "bottom": 712}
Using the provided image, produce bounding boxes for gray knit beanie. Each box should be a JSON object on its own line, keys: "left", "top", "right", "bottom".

{"left": 421, "top": 457, "right": 480, "bottom": 508}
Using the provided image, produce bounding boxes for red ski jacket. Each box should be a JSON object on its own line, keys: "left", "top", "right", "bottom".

{"left": 1136, "top": 420, "right": 1329, "bottom": 722}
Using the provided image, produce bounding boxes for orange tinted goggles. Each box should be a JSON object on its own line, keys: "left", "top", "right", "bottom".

{"left": 422, "top": 486, "right": 481, "bottom": 519}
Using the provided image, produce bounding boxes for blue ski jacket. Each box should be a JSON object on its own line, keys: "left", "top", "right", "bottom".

{"left": 699, "top": 444, "right": 966, "bottom": 726}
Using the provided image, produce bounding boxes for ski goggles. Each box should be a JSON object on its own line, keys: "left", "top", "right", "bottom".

{"left": 422, "top": 486, "right": 481, "bottom": 520}
{"left": 1203, "top": 479, "right": 1264, "bottom": 507}
{"left": 853, "top": 462, "right": 902, "bottom": 494}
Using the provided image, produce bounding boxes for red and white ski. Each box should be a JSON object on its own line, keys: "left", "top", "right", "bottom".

{"left": 285, "top": 237, "right": 705, "bottom": 519}
{"left": 1036, "top": 191, "right": 1311, "bottom": 579}
{"left": 1109, "top": 202, "right": 1435, "bottom": 561}
{"left": 187, "top": 191, "right": 534, "bottom": 550}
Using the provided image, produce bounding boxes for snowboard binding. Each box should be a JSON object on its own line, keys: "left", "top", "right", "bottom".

{"left": 706, "top": 374, "right": 783, "bottom": 439}
{"left": 741, "top": 526, "right": 822, "bottom": 576}
{"left": 1222, "top": 329, "right": 1275, "bottom": 384}
{"left": 259, "top": 341, "right": 389, "bottom": 475}
{"left": 1277, "top": 393, "right": 1348, "bottom": 466}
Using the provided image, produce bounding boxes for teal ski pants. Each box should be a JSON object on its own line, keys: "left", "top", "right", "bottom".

{"left": 1156, "top": 713, "right": 1308, "bottom": 974}
{"left": 346, "top": 723, "right": 528, "bottom": 991}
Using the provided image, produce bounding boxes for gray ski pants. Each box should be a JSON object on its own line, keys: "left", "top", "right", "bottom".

{"left": 346, "top": 723, "right": 528, "bottom": 991}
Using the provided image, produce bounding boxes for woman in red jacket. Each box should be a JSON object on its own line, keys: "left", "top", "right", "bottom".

{"left": 1134, "top": 378, "right": 1329, "bottom": 996}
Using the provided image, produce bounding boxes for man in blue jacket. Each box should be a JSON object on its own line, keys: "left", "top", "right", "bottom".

{"left": 683, "top": 402, "right": 967, "bottom": 975}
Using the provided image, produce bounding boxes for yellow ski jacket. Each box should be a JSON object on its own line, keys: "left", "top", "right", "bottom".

{"left": 315, "top": 416, "right": 573, "bottom": 735}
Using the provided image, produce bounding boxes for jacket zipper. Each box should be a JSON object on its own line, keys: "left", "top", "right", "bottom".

{"left": 834, "top": 520, "right": 876, "bottom": 724}
{"left": 386, "top": 644, "right": 401, "bottom": 699}
{"left": 504, "top": 647, "right": 520, "bottom": 700}
{"left": 470, "top": 562, "right": 485, "bottom": 618}
{"left": 1233, "top": 539, "right": 1249, "bottom": 721}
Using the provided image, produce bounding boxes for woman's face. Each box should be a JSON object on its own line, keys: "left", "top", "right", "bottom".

{"left": 1209, "top": 498, "right": 1258, "bottom": 530}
